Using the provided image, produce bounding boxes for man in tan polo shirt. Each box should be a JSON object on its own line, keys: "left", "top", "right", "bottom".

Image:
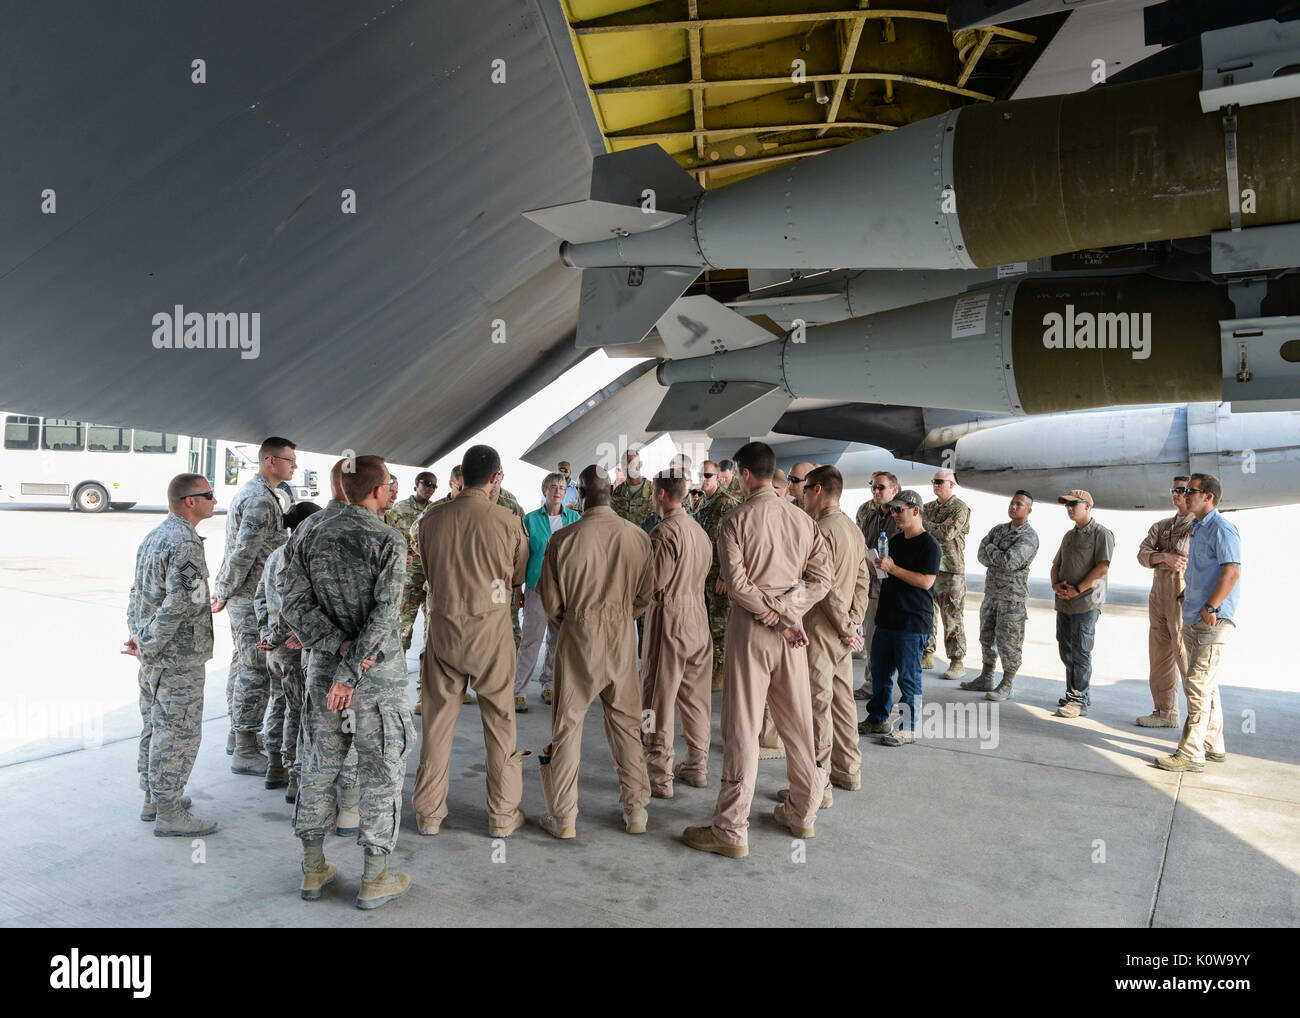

{"left": 795, "top": 465, "right": 868, "bottom": 802}
{"left": 640, "top": 470, "right": 714, "bottom": 798}
{"left": 412, "top": 445, "right": 529, "bottom": 838}
{"left": 537, "top": 465, "right": 655, "bottom": 839}
{"left": 683, "top": 441, "right": 833, "bottom": 859}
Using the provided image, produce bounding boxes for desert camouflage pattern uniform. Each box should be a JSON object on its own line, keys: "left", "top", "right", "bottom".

{"left": 385, "top": 494, "right": 431, "bottom": 651}
{"left": 214, "top": 474, "right": 292, "bottom": 734}
{"left": 279, "top": 503, "right": 412, "bottom": 856}
{"left": 975, "top": 521, "right": 1040, "bottom": 673}
{"left": 922, "top": 495, "right": 970, "bottom": 660}
{"left": 695, "top": 487, "right": 742, "bottom": 671}
{"left": 128, "top": 513, "right": 214, "bottom": 808}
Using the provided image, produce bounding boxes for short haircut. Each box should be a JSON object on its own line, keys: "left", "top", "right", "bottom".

{"left": 1190, "top": 472, "right": 1222, "bottom": 505}
{"left": 415, "top": 471, "right": 437, "bottom": 486}
{"left": 341, "top": 456, "right": 388, "bottom": 503}
{"left": 718, "top": 459, "right": 735, "bottom": 473}
{"left": 1013, "top": 489, "right": 1033, "bottom": 503}
{"left": 167, "top": 473, "right": 209, "bottom": 506}
{"left": 806, "top": 464, "right": 842, "bottom": 498}
{"left": 732, "top": 442, "right": 775, "bottom": 480}
{"left": 330, "top": 458, "right": 349, "bottom": 502}
{"left": 542, "top": 472, "right": 566, "bottom": 492}
{"left": 873, "top": 470, "right": 899, "bottom": 489}
{"left": 450, "top": 465, "right": 463, "bottom": 483}
{"left": 461, "top": 445, "right": 501, "bottom": 488}
{"left": 702, "top": 460, "right": 718, "bottom": 472}
{"left": 653, "top": 471, "right": 687, "bottom": 503}
{"left": 285, "top": 501, "right": 322, "bottom": 530}
{"left": 259, "top": 436, "right": 295, "bottom": 461}
{"left": 1173, "top": 474, "right": 1190, "bottom": 483}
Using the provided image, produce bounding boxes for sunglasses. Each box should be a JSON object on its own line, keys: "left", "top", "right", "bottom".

{"left": 931, "top": 479, "right": 950, "bottom": 485}
{"left": 1170, "top": 486, "right": 1188, "bottom": 494}
{"left": 1062, "top": 499, "right": 1084, "bottom": 508}
{"left": 788, "top": 475, "right": 804, "bottom": 484}
{"left": 1185, "top": 487, "right": 1205, "bottom": 496}
{"left": 185, "top": 491, "right": 216, "bottom": 501}
{"left": 888, "top": 506, "right": 909, "bottom": 515}
{"left": 871, "top": 484, "right": 890, "bottom": 492}
{"left": 417, "top": 480, "right": 437, "bottom": 488}
{"left": 702, "top": 472, "right": 717, "bottom": 478}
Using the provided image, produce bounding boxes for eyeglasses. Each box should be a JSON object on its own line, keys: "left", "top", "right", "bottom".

{"left": 931, "top": 479, "right": 950, "bottom": 486}
{"left": 701, "top": 471, "right": 716, "bottom": 479}
{"left": 417, "top": 481, "right": 437, "bottom": 489}
{"left": 271, "top": 455, "right": 297, "bottom": 466}
{"left": 788, "top": 475, "right": 804, "bottom": 485}
{"left": 1185, "top": 487, "right": 1205, "bottom": 496}
{"left": 1062, "top": 499, "right": 1084, "bottom": 508}
{"left": 386, "top": 477, "right": 399, "bottom": 488}
{"left": 871, "top": 484, "right": 889, "bottom": 492}
{"left": 1170, "top": 487, "right": 1189, "bottom": 495}
{"left": 185, "top": 491, "right": 216, "bottom": 500}
{"left": 888, "top": 506, "right": 908, "bottom": 515}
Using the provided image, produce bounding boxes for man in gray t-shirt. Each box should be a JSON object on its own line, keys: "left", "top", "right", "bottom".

{"left": 1050, "top": 489, "right": 1115, "bottom": 718}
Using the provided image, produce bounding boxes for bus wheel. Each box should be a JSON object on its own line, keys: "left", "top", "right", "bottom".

{"left": 74, "top": 483, "right": 110, "bottom": 513}
{"left": 110, "top": 502, "right": 137, "bottom": 511}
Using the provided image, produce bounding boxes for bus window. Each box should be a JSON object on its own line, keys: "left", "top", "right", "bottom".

{"left": 41, "top": 419, "right": 85, "bottom": 451}
{"left": 3, "top": 415, "right": 40, "bottom": 450}
{"left": 133, "top": 430, "right": 178, "bottom": 454}
{"left": 87, "top": 424, "right": 131, "bottom": 452}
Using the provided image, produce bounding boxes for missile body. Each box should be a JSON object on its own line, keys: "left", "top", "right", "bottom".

{"left": 654, "top": 274, "right": 1300, "bottom": 422}
{"left": 555, "top": 72, "right": 1300, "bottom": 274}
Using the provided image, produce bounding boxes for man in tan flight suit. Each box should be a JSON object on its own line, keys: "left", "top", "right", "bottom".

{"left": 537, "top": 465, "right": 655, "bottom": 839}
{"left": 795, "top": 465, "right": 869, "bottom": 803}
{"left": 683, "top": 442, "right": 833, "bottom": 859}
{"left": 640, "top": 471, "right": 713, "bottom": 798}
{"left": 411, "top": 445, "right": 529, "bottom": 838}
{"left": 1136, "top": 474, "right": 1195, "bottom": 728}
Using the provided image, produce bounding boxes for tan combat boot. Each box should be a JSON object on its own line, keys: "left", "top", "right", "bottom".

{"left": 941, "top": 658, "right": 965, "bottom": 680}
{"left": 682, "top": 826, "right": 747, "bottom": 858}
{"left": 300, "top": 860, "right": 337, "bottom": 901}
{"left": 773, "top": 802, "right": 815, "bottom": 838}
{"left": 264, "top": 751, "right": 289, "bottom": 789}
{"left": 230, "top": 731, "right": 268, "bottom": 776}
{"left": 961, "top": 664, "right": 997, "bottom": 691}
{"left": 356, "top": 862, "right": 411, "bottom": 910}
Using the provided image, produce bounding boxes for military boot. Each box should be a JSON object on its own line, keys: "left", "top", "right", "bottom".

{"left": 264, "top": 751, "right": 289, "bottom": 789}
{"left": 985, "top": 671, "right": 1016, "bottom": 701}
{"left": 941, "top": 657, "right": 965, "bottom": 680}
{"left": 356, "top": 856, "right": 411, "bottom": 910}
{"left": 711, "top": 660, "right": 725, "bottom": 692}
{"left": 921, "top": 651, "right": 935, "bottom": 669}
{"left": 225, "top": 729, "right": 235, "bottom": 755}
{"left": 154, "top": 804, "right": 218, "bottom": 837}
{"left": 960, "top": 664, "right": 998, "bottom": 692}
{"left": 300, "top": 860, "right": 337, "bottom": 901}
{"left": 231, "top": 731, "right": 268, "bottom": 776}
{"left": 284, "top": 776, "right": 299, "bottom": 804}
{"left": 141, "top": 793, "right": 191, "bottom": 822}
{"left": 336, "top": 786, "right": 361, "bottom": 837}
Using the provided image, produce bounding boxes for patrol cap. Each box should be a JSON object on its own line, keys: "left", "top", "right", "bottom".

{"left": 885, "top": 489, "right": 923, "bottom": 510}
{"left": 1057, "top": 489, "right": 1093, "bottom": 505}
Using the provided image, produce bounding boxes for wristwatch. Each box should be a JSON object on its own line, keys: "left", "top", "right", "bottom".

{"left": 1203, "top": 603, "right": 1220, "bottom": 615}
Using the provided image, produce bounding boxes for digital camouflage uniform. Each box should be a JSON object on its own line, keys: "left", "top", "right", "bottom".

{"left": 284, "top": 499, "right": 358, "bottom": 795}
{"left": 922, "top": 495, "right": 971, "bottom": 661}
{"left": 611, "top": 477, "right": 655, "bottom": 529}
{"left": 385, "top": 494, "right": 432, "bottom": 652}
{"left": 128, "top": 513, "right": 214, "bottom": 808}
{"left": 255, "top": 543, "right": 305, "bottom": 776}
{"left": 695, "top": 487, "right": 741, "bottom": 672}
{"left": 279, "top": 503, "right": 412, "bottom": 856}
{"left": 214, "top": 474, "right": 292, "bottom": 734}
{"left": 975, "top": 521, "right": 1039, "bottom": 673}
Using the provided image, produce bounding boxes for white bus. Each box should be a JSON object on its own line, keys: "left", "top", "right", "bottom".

{"left": 0, "top": 411, "right": 318, "bottom": 512}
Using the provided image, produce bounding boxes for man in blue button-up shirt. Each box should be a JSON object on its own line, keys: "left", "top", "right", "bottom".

{"left": 1155, "top": 472, "right": 1242, "bottom": 772}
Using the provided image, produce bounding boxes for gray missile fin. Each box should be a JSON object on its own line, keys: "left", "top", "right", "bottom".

{"left": 577, "top": 265, "right": 699, "bottom": 347}
{"left": 589, "top": 144, "right": 702, "bottom": 214}
{"left": 648, "top": 381, "right": 793, "bottom": 440}
{"left": 523, "top": 200, "right": 685, "bottom": 244}
{"left": 655, "top": 294, "right": 782, "bottom": 359}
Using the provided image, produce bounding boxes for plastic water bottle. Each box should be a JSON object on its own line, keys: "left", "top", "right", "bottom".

{"left": 877, "top": 531, "right": 888, "bottom": 560}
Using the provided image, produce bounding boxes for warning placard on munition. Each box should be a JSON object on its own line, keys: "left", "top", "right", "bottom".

{"left": 951, "top": 292, "right": 990, "bottom": 338}
{"left": 997, "top": 262, "right": 1028, "bottom": 278}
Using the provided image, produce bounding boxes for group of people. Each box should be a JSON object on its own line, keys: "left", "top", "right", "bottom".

{"left": 124, "top": 434, "right": 1243, "bottom": 908}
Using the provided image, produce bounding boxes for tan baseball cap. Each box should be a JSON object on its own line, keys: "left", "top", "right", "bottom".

{"left": 1057, "top": 489, "right": 1093, "bottom": 504}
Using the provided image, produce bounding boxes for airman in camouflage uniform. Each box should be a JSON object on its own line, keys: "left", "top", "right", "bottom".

{"left": 612, "top": 475, "right": 655, "bottom": 528}
{"left": 213, "top": 440, "right": 296, "bottom": 776}
{"left": 279, "top": 456, "right": 413, "bottom": 909}
{"left": 964, "top": 491, "right": 1039, "bottom": 700}
{"left": 126, "top": 474, "right": 218, "bottom": 836}
{"left": 694, "top": 461, "right": 741, "bottom": 690}
{"left": 385, "top": 473, "right": 437, "bottom": 652}
{"left": 921, "top": 469, "right": 970, "bottom": 679}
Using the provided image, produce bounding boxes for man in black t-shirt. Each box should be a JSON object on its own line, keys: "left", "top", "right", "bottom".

{"left": 858, "top": 490, "right": 941, "bottom": 746}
